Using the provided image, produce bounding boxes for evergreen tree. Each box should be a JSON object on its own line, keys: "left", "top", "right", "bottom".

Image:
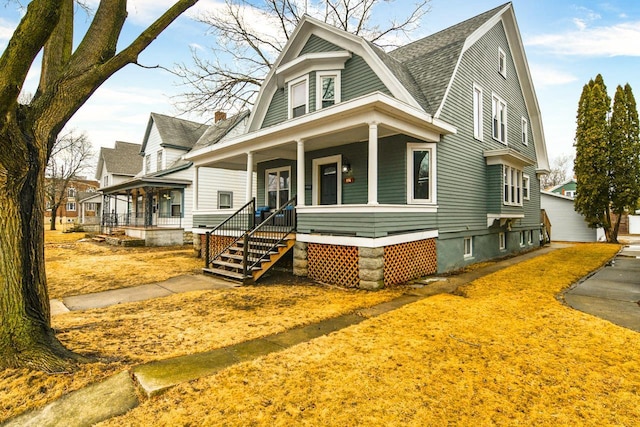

{"left": 574, "top": 75, "right": 612, "bottom": 239}
{"left": 609, "top": 84, "right": 640, "bottom": 241}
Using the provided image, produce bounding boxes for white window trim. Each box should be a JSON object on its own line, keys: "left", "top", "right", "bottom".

{"left": 217, "top": 191, "right": 233, "bottom": 210}
{"left": 473, "top": 83, "right": 483, "bottom": 141}
{"left": 519, "top": 231, "right": 526, "bottom": 247}
{"left": 407, "top": 142, "right": 437, "bottom": 205}
{"left": 312, "top": 155, "right": 342, "bottom": 206}
{"left": 287, "top": 75, "right": 309, "bottom": 119}
{"left": 265, "top": 166, "right": 292, "bottom": 208}
{"left": 492, "top": 93, "right": 507, "bottom": 144}
{"left": 521, "top": 117, "right": 528, "bottom": 146}
{"left": 523, "top": 174, "right": 530, "bottom": 201}
{"left": 528, "top": 230, "right": 533, "bottom": 245}
{"left": 498, "top": 47, "right": 507, "bottom": 77}
{"left": 503, "top": 165, "right": 523, "bottom": 206}
{"left": 157, "top": 150, "right": 163, "bottom": 171}
{"left": 499, "top": 232, "right": 506, "bottom": 250}
{"left": 316, "top": 71, "right": 341, "bottom": 110}
{"left": 464, "top": 236, "right": 473, "bottom": 258}
{"left": 66, "top": 202, "right": 76, "bottom": 212}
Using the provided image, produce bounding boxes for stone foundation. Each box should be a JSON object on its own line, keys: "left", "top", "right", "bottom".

{"left": 293, "top": 241, "right": 308, "bottom": 276}
{"left": 358, "top": 247, "right": 384, "bottom": 290}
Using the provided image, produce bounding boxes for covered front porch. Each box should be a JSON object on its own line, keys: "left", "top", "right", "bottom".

{"left": 187, "top": 93, "right": 455, "bottom": 288}
{"left": 100, "top": 177, "right": 190, "bottom": 246}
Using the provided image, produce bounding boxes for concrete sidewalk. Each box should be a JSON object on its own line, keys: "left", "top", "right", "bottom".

{"left": 50, "top": 274, "right": 239, "bottom": 316}
{"left": 5, "top": 244, "right": 573, "bottom": 426}
{"left": 564, "top": 243, "right": 640, "bottom": 332}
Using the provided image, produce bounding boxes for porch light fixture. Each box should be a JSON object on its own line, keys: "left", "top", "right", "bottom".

{"left": 341, "top": 157, "right": 351, "bottom": 174}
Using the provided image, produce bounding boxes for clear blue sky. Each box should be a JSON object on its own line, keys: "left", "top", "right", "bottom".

{"left": 2, "top": 0, "right": 640, "bottom": 167}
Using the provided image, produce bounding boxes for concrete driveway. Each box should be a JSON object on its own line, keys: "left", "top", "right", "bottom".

{"left": 564, "top": 241, "right": 640, "bottom": 332}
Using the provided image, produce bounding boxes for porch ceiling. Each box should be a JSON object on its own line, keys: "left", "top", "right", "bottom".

{"left": 187, "top": 92, "right": 457, "bottom": 171}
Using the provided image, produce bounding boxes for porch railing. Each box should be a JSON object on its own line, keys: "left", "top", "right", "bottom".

{"left": 101, "top": 212, "right": 182, "bottom": 233}
{"left": 242, "top": 196, "right": 297, "bottom": 277}
{"left": 204, "top": 199, "right": 256, "bottom": 268}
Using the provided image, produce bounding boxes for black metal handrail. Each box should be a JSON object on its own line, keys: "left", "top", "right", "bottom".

{"left": 205, "top": 198, "right": 256, "bottom": 268}
{"left": 243, "top": 196, "right": 297, "bottom": 277}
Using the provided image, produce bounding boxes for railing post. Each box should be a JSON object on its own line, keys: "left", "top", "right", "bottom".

{"left": 250, "top": 197, "right": 256, "bottom": 230}
{"left": 205, "top": 232, "right": 210, "bottom": 268}
{"left": 242, "top": 233, "right": 249, "bottom": 278}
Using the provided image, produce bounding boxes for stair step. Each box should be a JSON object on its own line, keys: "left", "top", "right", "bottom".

{"left": 211, "top": 260, "right": 243, "bottom": 270}
{"left": 221, "top": 253, "right": 263, "bottom": 263}
{"left": 203, "top": 268, "right": 249, "bottom": 281}
{"left": 228, "top": 246, "right": 279, "bottom": 257}
{"left": 238, "top": 240, "right": 286, "bottom": 248}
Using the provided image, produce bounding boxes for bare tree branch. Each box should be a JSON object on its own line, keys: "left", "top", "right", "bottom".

{"left": 174, "top": 0, "right": 431, "bottom": 117}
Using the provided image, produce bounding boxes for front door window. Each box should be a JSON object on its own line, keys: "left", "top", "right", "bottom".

{"left": 266, "top": 168, "right": 290, "bottom": 209}
{"left": 320, "top": 163, "right": 338, "bottom": 205}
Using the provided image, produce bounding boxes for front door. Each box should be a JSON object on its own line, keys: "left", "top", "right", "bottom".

{"left": 320, "top": 163, "right": 338, "bottom": 205}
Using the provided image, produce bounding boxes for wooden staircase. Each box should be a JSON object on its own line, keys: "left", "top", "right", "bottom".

{"left": 202, "top": 196, "right": 297, "bottom": 284}
{"left": 204, "top": 234, "right": 295, "bottom": 283}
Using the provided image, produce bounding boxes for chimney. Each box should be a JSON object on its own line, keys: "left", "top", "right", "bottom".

{"left": 214, "top": 111, "right": 227, "bottom": 123}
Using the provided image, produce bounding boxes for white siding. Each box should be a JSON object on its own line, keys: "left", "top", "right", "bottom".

{"left": 143, "top": 125, "right": 163, "bottom": 174}
{"left": 195, "top": 167, "right": 255, "bottom": 212}
{"left": 164, "top": 147, "right": 185, "bottom": 170}
{"left": 541, "top": 193, "right": 599, "bottom": 242}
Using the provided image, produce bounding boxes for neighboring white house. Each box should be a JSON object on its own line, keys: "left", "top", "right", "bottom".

{"left": 541, "top": 191, "right": 605, "bottom": 242}
{"left": 99, "top": 111, "right": 253, "bottom": 245}
{"left": 96, "top": 141, "right": 143, "bottom": 216}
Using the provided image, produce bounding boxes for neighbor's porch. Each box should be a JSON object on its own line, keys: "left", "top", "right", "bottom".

{"left": 100, "top": 177, "right": 190, "bottom": 246}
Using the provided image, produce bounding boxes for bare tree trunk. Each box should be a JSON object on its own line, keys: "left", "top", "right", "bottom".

{"left": 0, "top": 129, "right": 79, "bottom": 372}
{"left": 611, "top": 210, "right": 622, "bottom": 244}
{"left": 50, "top": 206, "right": 58, "bottom": 230}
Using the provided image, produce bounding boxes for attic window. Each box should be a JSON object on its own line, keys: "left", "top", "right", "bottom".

{"left": 289, "top": 76, "right": 308, "bottom": 119}
{"left": 316, "top": 71, "right": 341, "bottom": 109}
{"left": 498, "top": 47, "right": 506, "bottom": 77}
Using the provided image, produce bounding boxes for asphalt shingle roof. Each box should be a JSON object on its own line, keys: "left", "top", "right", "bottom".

{"left": 149, "top": 113, "right": 208, "bottom": 151}
{"left": 388, "top": 3, "right": 508, "bottom": 115}
{"left": 191, "top": 111, "right": 250, "bottom": 152}
{"left": 99, "top": 141, "right": 142, "bottom": 176}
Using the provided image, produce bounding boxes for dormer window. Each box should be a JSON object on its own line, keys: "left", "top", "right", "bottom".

{"left": 498, "top": 47, "right": 506, "bottom": 77}
{"left": 289, "top": 76, "right": 308, "bottom": 118}
{"left": 317, "top": 71, "right": 341, "bottom": 109}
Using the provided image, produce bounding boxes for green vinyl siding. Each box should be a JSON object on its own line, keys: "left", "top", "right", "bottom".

{"left": 436, "top": 20, "right": 539, "bottom": 235}
{"left": 299, "top": 34, "right": 343, "bottom": 54}
{"left": 378, "top": 135, "right": 407, "bottom": 204}
{"left": 342, "top": 55, "right": 391, "bottom": 101}
{"left": 297, "top": 212, "right": 437, "bottom": 238}
{"left": 262, "top": 88, "right": 287, "bottom": 128}
{"left": 192, "top": 213, "right": 234, "bottom": 228}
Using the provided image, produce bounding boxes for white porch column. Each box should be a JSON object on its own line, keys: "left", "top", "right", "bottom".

{"left": 193, "top": 166, "right": 199, "bottom": 211}
{"left": 297, "top": 139, "right": 305, "bottom": 207}
{"left": 246, "top": 152, "right": 254, "bottom": 202}
{"left": 368, "top": 121, "right": 379, "bottom": 205}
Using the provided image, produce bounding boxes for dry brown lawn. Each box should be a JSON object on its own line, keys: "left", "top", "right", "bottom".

{"left": 44, "top": 229, "right": 202, "bottom": 298}
{"left": 1, "top": 284, "right": 401, "bottom": 421}
{"left": 95, "top": 243, "right": 638, "bottom": 427}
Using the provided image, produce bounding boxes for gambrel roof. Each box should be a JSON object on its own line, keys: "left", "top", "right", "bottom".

{"left": 141, "top": 113, "right": 208, "bottom": 153}
{"left": 95, "top": 141, "right": 142, "bottom": 179}
{"left": 245, "top": 2, "right": 548, "bottom": 172}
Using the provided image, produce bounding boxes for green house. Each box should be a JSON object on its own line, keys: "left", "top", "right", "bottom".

{"left": 187, "top": 2, "right": 550, "bottom": 289}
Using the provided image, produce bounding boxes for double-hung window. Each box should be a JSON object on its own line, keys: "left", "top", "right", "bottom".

{"left": 145, "top": 154, "right": 151, "bottom": 174}
{"left": 523, "top": 174, "right": 530, "bottom": 200}
{"left": 498, "top": 47, "right": 507, "bottom": 77}
{"left": 473, "top": 84, "right": 483, "bottom": 140}
{"left": 503, "top": 165, "right": 523, "bottom": 206}
{"left": 66, "top": 202, "right": 76, "bottom": 212}
{"left": 407, "top": 143, "right": 437, "bottom": 204}
{"left": 157, "top": 150, "right": 163, "bottom": 171}
{"left": 289, "top": 76, "right": 308, "bottom": 118}
{"left": 316, "top": 72, "right": 340, "bottom": 109}
{"left": 492, "top": 94, "right": 507, "bottom": 144}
